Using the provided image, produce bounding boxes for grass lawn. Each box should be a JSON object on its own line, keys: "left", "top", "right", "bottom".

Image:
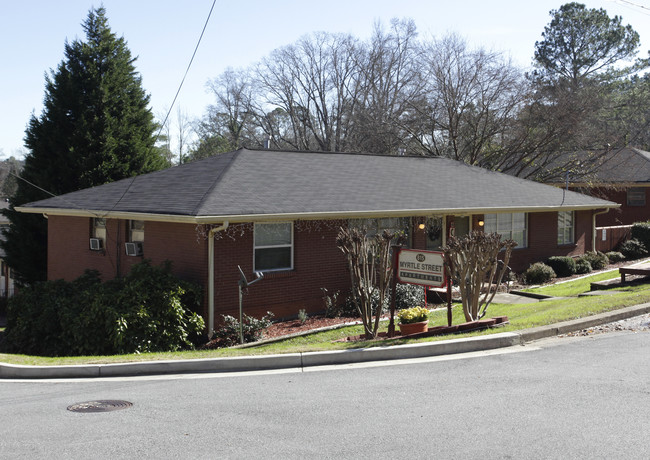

{"left": 2, "top": 270, "right": 648, "bottom": 367}
{"left": 521, "top": 269, "right": 620, "bottom": 297}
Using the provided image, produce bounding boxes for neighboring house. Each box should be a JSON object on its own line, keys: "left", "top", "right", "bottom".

{"left": 0, "top": 199, "right": 16, "bottom": 298}
{"left": 549, "top": 147, "right": 650, "bottom": 226}
{"left": 17, "top": 148, "right": 617, "bottom": 329}
{"left": 546, "top": 147, "right": 650, "bottom": 251}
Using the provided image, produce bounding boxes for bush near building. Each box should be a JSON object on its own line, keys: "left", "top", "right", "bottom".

{"left": 2, "top": 261, "right": 204, "bottom": 356}
{"left": 546, "top": 256, "right": 577, "bottom": 278}
{"left": 523, "top": 263, "right": 557, "bottom": 285}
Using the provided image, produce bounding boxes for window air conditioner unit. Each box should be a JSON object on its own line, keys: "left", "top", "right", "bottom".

{"left": 89, "top": 238, "right": 103, "bottom": 251}
{"left": 125, "top": 242, "right": 143, "bottom": 256}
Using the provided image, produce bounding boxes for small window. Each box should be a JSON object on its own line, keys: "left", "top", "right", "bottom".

{"left": 129, "top": 220, "right": 144, "bottom": 242}
{"left": 93, "top": 218, "right": 106, "bottom": 240}
{"left": 484, "top": 213, "right": 527, "bottom": 248}
{"left": 557, "top": 211, "right": 574, "bottom": 245}
{"left": 627, "top": 188, "right": 646, "bottom": 206}
{"left": 254, "top": 222, "right": 293, "bottom": 272}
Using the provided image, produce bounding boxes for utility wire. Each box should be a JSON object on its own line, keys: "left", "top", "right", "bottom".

{"left": 101, "top": 0, "right": 218, "bottom": 217}
{"left": 9, "top": 0, "right": 219, "bottom": 219}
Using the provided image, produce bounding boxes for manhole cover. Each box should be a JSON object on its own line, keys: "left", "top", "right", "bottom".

{"left": 67, "top": 400, "right": 133, "bottom": 413}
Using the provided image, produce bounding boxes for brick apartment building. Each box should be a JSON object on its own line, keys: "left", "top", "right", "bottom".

{"left": 18, "top": 148, "right": 617, "bottom": 331}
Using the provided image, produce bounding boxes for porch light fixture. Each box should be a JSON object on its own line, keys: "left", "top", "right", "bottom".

{"left": 418, "top": 223, "right": 426, "bottom": 230}
{"left": 478, "top": 219, "right": 485, "bottom": 227}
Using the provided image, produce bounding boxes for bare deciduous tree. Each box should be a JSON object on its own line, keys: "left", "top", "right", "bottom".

{"left": 336, "top": 227, "right": 405, "bottom": 339}
{"left": 443, "top": 231, "right": 516, "bottom": 322}
{"left": 257, "top": 32, "right": 361, "bottom": 151}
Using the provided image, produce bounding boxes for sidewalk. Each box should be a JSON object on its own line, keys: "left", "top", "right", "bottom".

{"left": 2, "top": 303, "right": 649, "bottom": 380}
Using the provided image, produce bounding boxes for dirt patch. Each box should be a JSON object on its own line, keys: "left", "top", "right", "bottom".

{"left": 263, "top": 315, "right": 361, "bottom": 339}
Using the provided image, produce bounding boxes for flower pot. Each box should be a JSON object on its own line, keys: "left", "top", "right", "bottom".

{"left": 399, "top": 320, "right": 429, "bottom": 336}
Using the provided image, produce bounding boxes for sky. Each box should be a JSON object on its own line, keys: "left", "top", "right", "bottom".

{"left": 1, "top": 0, "right": 649, "bottom": 158}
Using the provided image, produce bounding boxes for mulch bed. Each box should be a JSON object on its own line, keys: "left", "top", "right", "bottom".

{"left": 337, "top": 316, "right": 509, "bottom": 342}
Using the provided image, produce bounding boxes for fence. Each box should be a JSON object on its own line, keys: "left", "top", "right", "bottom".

{"left": 595, "top": 225, "right": 632, "bottom": 253}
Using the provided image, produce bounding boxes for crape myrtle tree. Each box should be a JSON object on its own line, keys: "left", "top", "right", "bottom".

{"left": 336, "top": 226, "right": 405, "bottom": 339}
{"left": 2, "top": 7, "right": 168, "bottom": 284}
{"left": 443, "top": 231, "right": 517, "bottom": 322}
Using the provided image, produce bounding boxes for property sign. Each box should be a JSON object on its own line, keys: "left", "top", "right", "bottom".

{"left": 397, "top": 249, "right": 446, "bottom": 287}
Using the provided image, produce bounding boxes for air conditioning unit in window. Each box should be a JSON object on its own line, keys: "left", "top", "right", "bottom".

{"left": 125, "top": 242, "right": 143, "bottom": 256}
{"left": 89, "top": 238, "right": 104, "bottom": 251}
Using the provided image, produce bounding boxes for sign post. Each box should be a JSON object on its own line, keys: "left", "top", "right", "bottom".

{"left": 387, "top": 247, "right": 400, "bottom": 338}
{"left": 397, "top": 249, "right": 446, "bottom": 288}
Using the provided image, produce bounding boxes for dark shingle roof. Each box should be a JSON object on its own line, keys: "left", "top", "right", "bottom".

{"left": 18, "top": 148, "right": 616, "bottom": 222}
{"left": 588, "top": 147, "right": 650, "bottom": 184}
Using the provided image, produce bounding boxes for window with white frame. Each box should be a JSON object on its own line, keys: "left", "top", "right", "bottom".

{"left": 129, "top": 220, "right": 144, "bottom": 242}
{"left": 557, "top": 211, "right": 574, "bottom": 245}
{"left": 254, "top": 222, "right": 293, "bottom": 271}
{"left": 92, "top": 218, "right": 106, "bottom": 240}
{"left": 627, "top": 187, "right": 646, "bottom": 206}
{"left": 484, "top": 213, "right": 527, "bottom": 248}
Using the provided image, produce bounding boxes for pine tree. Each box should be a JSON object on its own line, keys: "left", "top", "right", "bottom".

{"left": 1, "top": 7, "right": 168, "bottom": 284}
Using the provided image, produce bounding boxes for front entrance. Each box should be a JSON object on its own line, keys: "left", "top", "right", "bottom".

{"left": 449, "top": 216, "right": 470, "bottom": 239}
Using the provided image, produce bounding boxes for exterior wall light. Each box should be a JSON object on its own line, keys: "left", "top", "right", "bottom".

{"left": 478, "top": 220, "right": 485, "bottom": 227}
{"left": 418, "top": 223, "right": 426, "bottom": 230}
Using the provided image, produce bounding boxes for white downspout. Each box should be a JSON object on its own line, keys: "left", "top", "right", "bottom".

{"left": 592, "top": 209, "right": 610, "bottom": 253}
{"left": 208, "top": 222, "right": 229, "bottom": 337}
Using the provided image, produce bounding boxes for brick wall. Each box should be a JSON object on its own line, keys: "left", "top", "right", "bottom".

{"left": 591, "top": 188, "right": 650, "bottom": 226}
{"left": 501, "top": 210, "right": 592, "bottom": 272}
{"left": 47, "top": 211, "right": 596, "bottom": 329}
{"left": 211, "top": 222, "right": 350, "bottom": 325}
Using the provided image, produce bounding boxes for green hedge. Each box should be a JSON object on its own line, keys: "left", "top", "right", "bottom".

{"left": 631, "top": 222, "right": 650, "bottom": 250}
{"left": 546, "top": 256, "right": 576, "bottom": 278}
{"left": 523, "top": 263, "right": 556, "bottom": 285}
{"left": 2, "top": 261, "right": 204, "bottom": 356}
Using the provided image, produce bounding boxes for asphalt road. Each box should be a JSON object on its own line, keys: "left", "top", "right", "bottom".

{"left": 1, "top": 331, "right": 649, "bottom": 459}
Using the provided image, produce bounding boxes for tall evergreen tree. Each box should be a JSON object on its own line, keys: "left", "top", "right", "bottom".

{"left": 1, "top": 7, "right": 167, "bottom": 284}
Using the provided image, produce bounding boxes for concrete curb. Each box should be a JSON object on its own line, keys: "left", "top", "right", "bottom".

{"left": 2, "top": 303, "right": 649, "bottom": 379}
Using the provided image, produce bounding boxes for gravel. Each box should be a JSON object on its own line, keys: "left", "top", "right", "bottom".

{"left": 561, "top": 313, "right": 650, "bottom": 337}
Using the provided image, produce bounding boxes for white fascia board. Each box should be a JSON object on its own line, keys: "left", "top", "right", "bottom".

{"left": 17, "top": 203, "right": 618, "bottom": 224}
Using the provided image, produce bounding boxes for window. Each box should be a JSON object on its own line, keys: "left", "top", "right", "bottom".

{"left": 425, "top": 216, "right": 443, "bottom": 250}
{"left": 254, "top": 222, "right": 293, "bottom": 272}
{"left": 129, "top": 220, "right": 144, "bottom": 242}
{"left": 484, "top": 213, "right": 527, "bottom": 248}
{"left": 92, "top": 218, "right": 106, "bottom": 240}
{"left": 627, "top": 187, "right": 646, "bottom": 206}
{"left": 557, "top": 211, "right": 574, "bottom": 245}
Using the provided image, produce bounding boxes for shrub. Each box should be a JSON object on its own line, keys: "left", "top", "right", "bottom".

{"left": 213, "top": 312, "right": 274, "bottom": 347}
{"left": 338, "top": 283, "right": 427, "bottom": 318}
{"left": 605, "top": 251, "right": 625, "bottom": 263}
{"left": 575, "top": 259, "right": 592, "bottom": 274}
{"left": 321, "top": 288, "right": 342, "bottom": 318}
{"left": 2, "top": 261, "right": 205, "bottom": 356}
{"left": 395, "top": 283, "right": 425, "bottom": 310}
{"left": 298, "top": 309, "right": 308, "bottom": 323}
{"left": 619, "top": 239, "right": 648, "bottom": 260}
{"left": 523, "top": 263, "right": 556, "bottom": 285}
{"left": 579, "top": 251, "right": 609, "bottom": 271}
{"left": 397, "top": 306, "right": 429, "bottom": 324}
{"left": 631, "top": 222, "right": 650, "bottom": 249}
{"left": 546, "top": 256, "right": 576, "bottom": 278}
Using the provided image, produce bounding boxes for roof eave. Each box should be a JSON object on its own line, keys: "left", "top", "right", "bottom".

{"left": 17, "top": 203, "right": 619, "bottom": 224}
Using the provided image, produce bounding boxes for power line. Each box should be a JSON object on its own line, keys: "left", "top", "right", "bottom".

{"left": 611, "top": 0, "right": 650, "bottom": 15}
{"left": 9, "top": 1, "right": 219, "bottom": 220}
{"left": 154, "top": 0, "right": 218, "bottom": 144}
{"left": 103, "top": 0, "right": 218, "bottom": 217}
